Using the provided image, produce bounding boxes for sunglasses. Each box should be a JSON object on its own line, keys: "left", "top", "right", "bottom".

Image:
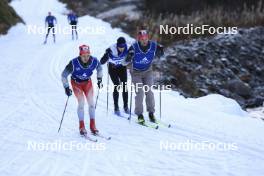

{"left": 117, "top": 44, "right": 126, "bottom": 48}
{"left": 80, "top": 46, "right": 89, "bottom": 51}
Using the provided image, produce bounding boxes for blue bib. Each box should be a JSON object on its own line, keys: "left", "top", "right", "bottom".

{"left": 46, "top": 16, "right": 56, "bottom": 25}
{"left": 71, "top": 56, "right": 98, "bottom": 82}
{"left": 68, "top": 14, "right": 77, "bottom": 22}
{"left": 108, "top": 44, "right": 128, "bottom": 66}
{"left": 132, "top": 41, "right": 157, "bottom": 71}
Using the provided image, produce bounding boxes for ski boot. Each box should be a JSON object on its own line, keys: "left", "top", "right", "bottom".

{"left": 79, "top": 120, "right": 87, "bottom": 135}
{"left": 138, "top": 114, "right": 145, "bottom": 125}
{"left": 43, "top": 38, "right": 47, "bottom": 45}
{"left": 90, "top": 119, "right": 99, "bottom": 135}
{"left": 114, "top": 106, "right": 121, "bottom": 116}
{"left": 149, "top": 112, "right": 156, "bottom": 123}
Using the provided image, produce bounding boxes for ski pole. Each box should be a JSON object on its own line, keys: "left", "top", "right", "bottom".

{"left": 159, "top": 71, "right": 162, "bottom": 120}
{"left": 95, "top": 88, "right": 100, "bottom": 109}
{"left": 107, "top": 63, "right": 110, "bottom": 116}
{"left": 129, "top": 78, "right": 133, "bottom": 122}
{"left": 58, "top": 96, "right": 69, "bottom": 133}
{"left": 159, "top": 87, "right": 161, "bottom": 120}
{"left": 154, "top": 30, "right": 162, "bottom": 120}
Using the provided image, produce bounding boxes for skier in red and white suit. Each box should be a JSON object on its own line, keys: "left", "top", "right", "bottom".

{"left": 61, "top": 45, "right": 103, "bottom": 135}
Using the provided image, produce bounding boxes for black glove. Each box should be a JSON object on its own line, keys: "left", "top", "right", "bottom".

{"left": 65, "top": 87, "right": 72, "bottom": 96}
{"left": 156, "top": 44, "right": 164, "bottom": 57}
{"left": 97, "top": 78, "right": 103, "bottom": 89}
{"left": 106, "top": 48, "right": 112, "bottom": 55}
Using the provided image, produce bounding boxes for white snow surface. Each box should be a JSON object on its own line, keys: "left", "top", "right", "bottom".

{"left": 0, "top": 0, "right": 264, "bottom": 176}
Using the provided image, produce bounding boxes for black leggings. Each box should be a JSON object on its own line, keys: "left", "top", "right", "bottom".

{"left": 108, "top": 64, "right": 128, "bottom": 109}
{"left": 70, "top": 21, "right": 78, "bottom": 36}
{"left": 46, "top": 24, "right": 55, "bottom": 37}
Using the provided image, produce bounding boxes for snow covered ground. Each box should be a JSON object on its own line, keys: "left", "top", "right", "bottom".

{"left": 248, "top": 107, "right": 264, "bottom": 121}
{"left": 0, "top": 0, "right": 264, "bottom": 176}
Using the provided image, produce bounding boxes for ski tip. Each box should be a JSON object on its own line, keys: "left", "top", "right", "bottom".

{"left": 89, "top": 138, "right": 98, "bottom": 142}
{"left": 155, "top": 125, "right": 159, "bottom": 129}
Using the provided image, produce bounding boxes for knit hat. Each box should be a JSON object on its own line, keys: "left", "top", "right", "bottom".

{"left": 117, "top": 37, "right": 126, "bottom": 48}
{"left": 79, "top": 45, "right": 90, "bottom": 55}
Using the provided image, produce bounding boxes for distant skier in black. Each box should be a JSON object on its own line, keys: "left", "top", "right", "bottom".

{"left": 67, "top": 11, "right": 78, "bottom": 40}
{"left": 44, "top": 12, "right": 57, "bottom": 44}
{"left": 100, "top": 37, "right": 129, "bottom": 115}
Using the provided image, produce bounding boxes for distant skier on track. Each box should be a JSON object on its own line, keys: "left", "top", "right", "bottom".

{"left": 67, "top": 10, "right": 78, "bottom": 40}
{"left": 123, "top": 30, "right": 164, "bottom": 124}
{"left": 61, "top": 45, "right": 103, "bottom": 135}
{"left": 100, "top": 37, "right": 129, "bottom": 115}
{"left": 43, "top": 12, "right": 57, "bottom": 44}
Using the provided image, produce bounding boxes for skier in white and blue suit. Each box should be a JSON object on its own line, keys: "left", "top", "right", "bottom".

{"left": 100, "top": 37, "right": 129, "bottom": 115}
{"left": 123, "top": 30, "right": 164, "bottom": 124}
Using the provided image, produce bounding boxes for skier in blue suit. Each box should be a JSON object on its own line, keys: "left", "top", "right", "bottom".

{"left": 123, "top": 30, "right": 164, "bottom": 124}
{"left": 67, "top": 11, "right": 78, "bottom": 40}
{"left": 43, "top": 12, "right": 57, "bottom": 44}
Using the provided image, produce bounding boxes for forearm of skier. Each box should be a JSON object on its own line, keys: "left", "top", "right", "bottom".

{"left": 61, "top": 62, "right": 73, "bottom": 88}
{"left": 96, "top": 62, "right": 103, "bottom": 79}
{"left": 100, "top": 50, "right": 110, "bottom": 65}
{"left": 156, "top": 44, "right": 164, "bottom": 58}
{"left": 122, "top": 47, "right": 134, "bottom": 66}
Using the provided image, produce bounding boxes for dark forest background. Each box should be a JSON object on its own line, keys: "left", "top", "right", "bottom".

{"left": 145, "top": 0, "right": 263, "bottom": 14}
{"left": 0, "top": 0, "right": 23, "bottom": 34}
